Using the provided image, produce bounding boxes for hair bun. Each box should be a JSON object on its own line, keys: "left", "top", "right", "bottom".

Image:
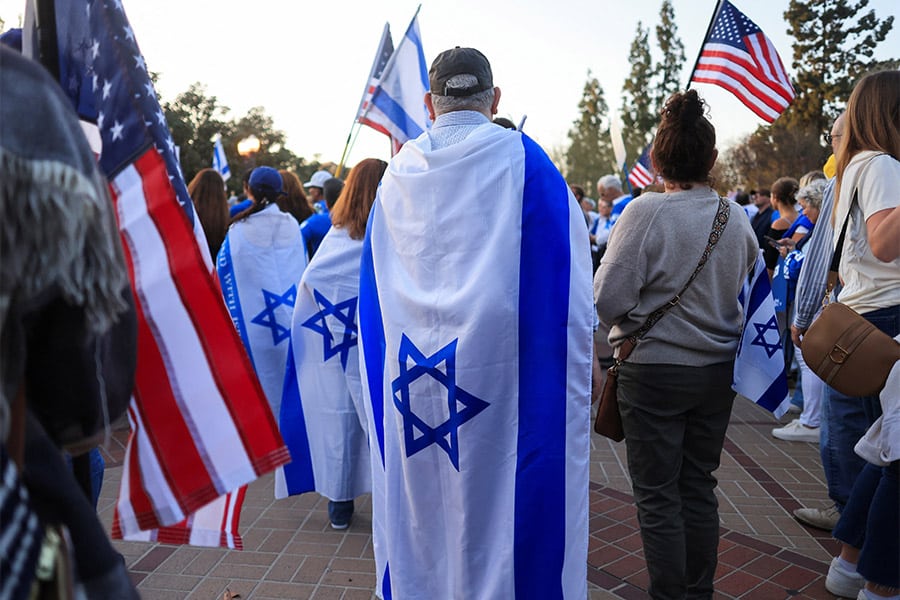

{"left": 662, "top": 90, "right": 705, "bottom": 125}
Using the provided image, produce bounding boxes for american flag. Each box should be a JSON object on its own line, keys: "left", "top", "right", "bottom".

{"left": 356, "top": 22, "right": 394, "bottom": 139}
{"left": 361, "top": 10, "right": 430, "bottom": 155}
{"left": 29, "top": 0, "right": 290, "bottom": 548}
{"left": 689, "top": 0, "right": 795, "bottom": 123}
{"left": 628, "top": 144, "right": 655, "bottom": 188}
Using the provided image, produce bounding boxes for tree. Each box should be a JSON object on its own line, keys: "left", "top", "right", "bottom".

{"left": 785, "top": 0, "right": 896, "bottom": 135}
{"left": 620, "top": 22, "right": 656, "bottom": 166}
{"left": 565, "top": 71, "right": 616, "bottom": 191}
{"left": 162, "top": 83, "right": 230, "bottom": 187}
{"left": 728, "top": 0, "right": 897, "bottom": 186}
{"left": 654, "top": 0, "right": 686, "bottom": 111}
{"left": 163, "top": 83, "right": 315, "bottom": 195}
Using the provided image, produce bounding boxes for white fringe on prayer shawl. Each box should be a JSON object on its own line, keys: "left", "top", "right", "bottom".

{"left": 359, "top": 123, "right": 593, "bottom": 600}
{"left": 0, "top": 149, "right": 129, "bottom": 338}
{"left": 216, "top": 203, "right": 308, "bottom": 426}
{"left": 276, "top": 226, "right": 371, "bottom": 500}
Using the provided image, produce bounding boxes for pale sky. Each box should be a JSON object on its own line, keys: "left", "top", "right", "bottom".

{"left": 2, "top": 0, "right": 898, "bottom": 171}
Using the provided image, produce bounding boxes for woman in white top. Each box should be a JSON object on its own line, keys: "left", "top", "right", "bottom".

{"left": 823, "top": 69, "right": 899, "bottom": 600}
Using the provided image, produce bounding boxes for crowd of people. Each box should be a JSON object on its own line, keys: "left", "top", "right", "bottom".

{"left": 2, "top": 33, "right": 898, "bottom": 600}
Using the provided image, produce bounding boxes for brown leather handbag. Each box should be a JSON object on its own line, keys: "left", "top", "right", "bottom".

{"left": 802, "top": 302, "right": 900, "bottom": 396}
{"left": 800, "top": 190, "right": 900, "bottom": 397}
{"left": 594, "top": 197, "right": 731, "bottom": 441}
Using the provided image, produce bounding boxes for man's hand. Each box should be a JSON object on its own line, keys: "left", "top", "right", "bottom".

{"left": 791, "top": 324, "right": 806, "bottom": 348}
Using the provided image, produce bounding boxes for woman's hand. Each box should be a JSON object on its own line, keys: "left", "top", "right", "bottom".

{"left": 776, "top": 238, "right": 795, "bottom": 258}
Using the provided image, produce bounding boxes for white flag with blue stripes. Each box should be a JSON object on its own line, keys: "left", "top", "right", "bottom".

{"left": 276, "top": 227, "right": 371, "bottom": 500}
{"left": 212, "top": 133, "right": 231, "bottom": 181}
{"left": 216, "top": 205, "right": 308, "bottom": 419}
{"left": 365, "top": 10, "right": 430, "bottom": 153}
{"left": 359, "top": 123, "right": 592, "bottom": 599}
{"left": 733, "top": 252, "right": 790, "bottom": 415}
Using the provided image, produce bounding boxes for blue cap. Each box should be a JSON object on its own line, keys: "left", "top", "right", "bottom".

{"left": 248, "top": 166, "right": 283, "bottom": 194}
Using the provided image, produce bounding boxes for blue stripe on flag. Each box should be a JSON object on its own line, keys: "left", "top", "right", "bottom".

{"left": 371, "top": 90, "right": 425, "bottom": 141}
{"left": 403, "top": 22, "right": 429, "bottom": 90}
{"left": 217, "top": 236, "right": 255, "bottom": 370}
{"left": 755, "top": 373, "right": 790, "bottom": 413}
{"left": 514, "top": 134, "right": 569, "bottom": 598}
{"left": 746, "top": 264, "right": 770, "bottom": 321}
{"left": 359, "top": 208, "right": 387, "bottom": 467}
{"left": 279, "top": 342, "right": 316, "bottom": 494}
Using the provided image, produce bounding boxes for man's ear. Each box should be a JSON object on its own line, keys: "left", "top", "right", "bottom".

{"left": 425, "top": 92, "right": 436, "bottom": 121}
{"left": 491, "top": 87, "right": 501, "bottom": 116}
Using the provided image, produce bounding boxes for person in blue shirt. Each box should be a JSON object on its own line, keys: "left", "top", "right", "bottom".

{"left": 596, "top": 174, "right": 632, "bottom": 225}
{"left": 300, "top": 176, "right": 344, "bottom": 258}
{"left": 229, "top": 169, "right": 255, "bottom": 217}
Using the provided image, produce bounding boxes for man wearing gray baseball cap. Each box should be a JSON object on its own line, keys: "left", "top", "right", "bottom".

{"left": 359, "top": 46, "right": 592, "bottom": 600}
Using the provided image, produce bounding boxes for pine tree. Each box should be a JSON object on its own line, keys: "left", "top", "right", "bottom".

{"left": 620, "top": 22, "right": 656, "bottom": 167}
{"left": 785, "top": 0, "right": 896, "bottom": 135}
{"left": 565, "top": 72, "right": 616, "bottom": 192}
{"left": 732, "top": 0, "right": 897, "bottom": 186}
{"left": 654, "top": 0, "right": 686, "bottom": 112}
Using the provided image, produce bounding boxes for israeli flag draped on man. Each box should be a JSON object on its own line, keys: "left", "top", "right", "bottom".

{"left": 358, "top": 120, "right": 593, "bottom": 598}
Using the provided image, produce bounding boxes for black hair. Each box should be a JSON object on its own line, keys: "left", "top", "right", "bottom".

{"left": 323, "top": 177, "right": 345, "bottom": 209}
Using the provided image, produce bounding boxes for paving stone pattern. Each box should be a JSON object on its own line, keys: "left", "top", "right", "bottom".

{"left": 98, "top": 397, "right": 845, "bottom": 599}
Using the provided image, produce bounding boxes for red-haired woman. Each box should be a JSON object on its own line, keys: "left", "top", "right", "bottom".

{"left": 284, "top": 159, "right": 387, "bottom": 530}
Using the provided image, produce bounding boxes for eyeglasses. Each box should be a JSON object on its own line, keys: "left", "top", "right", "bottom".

{"left": 824, "top": 132, "right": 842, "bottom": 145}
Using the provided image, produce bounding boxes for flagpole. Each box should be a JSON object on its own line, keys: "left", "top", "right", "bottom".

{"left": 335, "top": 123, "right": 358, "bottom": 178}
{"left": 32, "top": 0, "right": 60, "bottom": 79}
{"left": 686, "top": 0, "right": 725, "bottom": 90}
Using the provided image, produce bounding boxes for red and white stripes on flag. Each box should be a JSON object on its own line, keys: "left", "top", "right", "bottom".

{"left": 356, "top": 23, "right": 395, "bottom": 141}
{"left": 30, "top": 0, "right": 292, "bottom": 550}
{"left": 109, "top": 149, "right": 290, "bottom": 548}
{"left": 628, "top": 164, "right": 654, "bottom": 188}
{"left": 689, "top": 0, "right": 794, "bottom": 123}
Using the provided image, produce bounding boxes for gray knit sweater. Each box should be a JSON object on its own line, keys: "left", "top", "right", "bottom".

{"left": 594, "top": 186, "right": 758, "bottom": 366}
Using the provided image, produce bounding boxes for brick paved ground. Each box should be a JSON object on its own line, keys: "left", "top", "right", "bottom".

{"left": 98, "top": 396, "right": 844, "bottom": 599}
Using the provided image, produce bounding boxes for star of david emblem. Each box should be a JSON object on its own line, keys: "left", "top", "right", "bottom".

{"left": 391, "top": 334, "right": 489, "bottom": 471}
{"left": 250, "top": 285, "right": 297, "bottom": 345}
{"left": 300, "top": 289, "right": 358, "bottom": 370}
{"left": 750, "top": 315, "right": 782, "bottom": 358}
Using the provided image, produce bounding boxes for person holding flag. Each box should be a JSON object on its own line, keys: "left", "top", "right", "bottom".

{"left": 594, "top": 90, "right": 757, "bottom": 600}
{"left": 0, "top": 44, "right": 138, "bottom": 598}
{"left": 359, "top": 47, "right": 592, "bottom": 599}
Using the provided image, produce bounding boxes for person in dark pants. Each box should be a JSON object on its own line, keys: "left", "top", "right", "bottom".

{"left": 594, "top": 90, "right": 757, "bottom": 600}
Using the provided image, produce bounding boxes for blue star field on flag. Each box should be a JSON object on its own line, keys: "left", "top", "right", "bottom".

{"left": 55, "top": 0, "right": 194, "bottom": 220}
{"left": 251, "top": 286, "right": 297, "bottom": 345}
{"left": 750, "top": 315, "right": 781, "bottom": 358}
{"left": 391, "top": 334, "right": 489, "bottom": 471}
{"left": 300, "top": 289, "right": 358, "bottom": 370}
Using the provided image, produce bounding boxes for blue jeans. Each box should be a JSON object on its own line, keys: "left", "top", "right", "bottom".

{"left": 833, "top": 462, "right": 899, "bottom": 588}
{"left": 820, "top": 305, "right": 898, "bottom": 511}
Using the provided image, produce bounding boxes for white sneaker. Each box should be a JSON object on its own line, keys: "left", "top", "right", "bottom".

{"left": 794, "top": 505, "right": 839, "bottom": 531}
{"left": 772, "top": 419, "right": 820, "bottom": 443}
{"left": 826, "top": 557, "right": 865, "bottom": 598}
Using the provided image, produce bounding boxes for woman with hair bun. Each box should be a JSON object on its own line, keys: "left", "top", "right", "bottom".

{"left": 594, "top": 90, "right": 757, "bottom": 599}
